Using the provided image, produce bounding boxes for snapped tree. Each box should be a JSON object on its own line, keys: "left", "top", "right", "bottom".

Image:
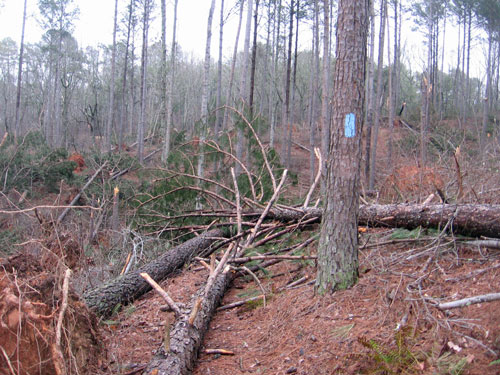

{"left": 316, "top": 0, "right": 369, "bottom": 294}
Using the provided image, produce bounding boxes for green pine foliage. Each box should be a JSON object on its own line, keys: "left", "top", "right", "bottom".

{"left": 0, "top": 131, "right": 77, "bottom": 193}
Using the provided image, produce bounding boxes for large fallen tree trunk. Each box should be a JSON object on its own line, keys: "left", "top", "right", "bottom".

{"left": 143, "top": 271, "right": 231, "bottom": 375}
{"left": 267, "top": 204, "right": 500, "bottom": 239}
{"left": 84, "top": 229, "right": 228, "bottom": 317}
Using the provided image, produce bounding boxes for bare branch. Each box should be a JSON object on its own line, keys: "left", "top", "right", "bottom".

{"left": 303, "top": 147, "right": 322, "bottom": 208}
{"left": 140, "top": 272, "right": 181, "bottom": 317}
{"left": 437, "top": 292, "right": 500, "bottom": 310}
{"left": 244, "top": 169, "right": 287, "bottom": 247}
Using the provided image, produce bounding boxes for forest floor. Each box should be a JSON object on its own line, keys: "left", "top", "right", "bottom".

{"left": 102, "top": 228, "right": 500, "bottom": 375}
{"left": 1, "top": 121, "right": 500, "bottom": 374}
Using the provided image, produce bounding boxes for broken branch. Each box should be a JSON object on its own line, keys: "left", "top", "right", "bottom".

{"left": 437, "top": 292, "right": 500, "bottom": 310}
{"left": 140, "top": 272, "right": 181, "bottom": 317}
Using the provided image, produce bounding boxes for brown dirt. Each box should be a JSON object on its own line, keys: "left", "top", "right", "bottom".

{"left": 0, "top": 253, "right": 102, "bottom": 375}
{"left": 101, "top": 232, "right": 500, "bottom": 375}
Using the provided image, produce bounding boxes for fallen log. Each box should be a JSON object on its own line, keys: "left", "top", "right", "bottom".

{"left": 266, "top": 204, "right": 500, "bottom": 239}
{"left": 84, "top": 229, "right": 228, "bottom": 317}
{"left": 143, "top": 269, "right": 232, "bottom": 375}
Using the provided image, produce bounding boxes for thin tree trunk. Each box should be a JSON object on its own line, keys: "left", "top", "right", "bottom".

{"left": 214, "top": 0, "right": 225, "bottom": 137}
{"left": 309, "top": 0, "right": 320, "bottom": 184}
{"left": 160, "top": 0, "right": 168, "bottom": 155}
{"left": 235, "top": 0, "right": 253, "bottom": 176}
{"left": 364, "top": 0, "right": 375, "bottom": 182}
{"left": 249, "top": 0, "right": 260, "bottom": 118}
{"left": 54, "top": 27, "right": 63, "bottom": 147}
{"left": 162, "top": 0, "right": 178, "bottom": 162}
{"left": 480, "top": 32, "right": 493, "bottom": 158}
{"left": 138, "top": 0, "right": 151, "bottom": 164}
{"left": 286, "top": 0, "right": 300, "bottom": 168}
{"left": 196, "top": 0, "right": 217, "bottom": 205}
{"left": 264, "top": 0, "right": 273, "bottom": 142}
{"left": 270, "top": 0, "right": 282, "bottom": 149}
{"left": 368, "top": 0, "right": 386, "bottom": 190}
{"left": 128, "top": 25, "right": 136, "bottom": 139}
{"left": 118, "top": 0, "right": 134, "bottom": 150}
{"left": 465, "top": 8, "right": 472, "bottom": 117}
{"left": 14, "top": 0, "right": 27, "bottom": 139}
{"left": 320, "top": 0, "right": 330, "bottom": 171}
{"left": 105, "top": 0, "right": 118, "bottom": 153}
{"left": 387, "top": 8, "right": 394, "bottom": 171}
{"left": 281, "top": 0, "right": 294, "bottom": 165}
{"left": 221, "top": 0, "right": 244, "bottom": 132}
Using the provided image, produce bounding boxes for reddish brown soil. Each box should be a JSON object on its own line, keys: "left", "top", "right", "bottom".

{"left": 101, "top": 232, "right": 500, "bottom": 375}
{"left": 0, "top": 255, "right": 102, "bottom": 375}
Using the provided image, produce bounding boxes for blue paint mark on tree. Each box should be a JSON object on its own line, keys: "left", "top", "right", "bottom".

{"left": 345, "top": 113, "right": 356, "bottom": 138}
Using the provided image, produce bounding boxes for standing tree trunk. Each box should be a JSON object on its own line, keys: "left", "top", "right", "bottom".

{"left": 221, "top": 0, "right": 244, "bottom": 133}
{"left": 285, "top": 0, "right": 300, "bottom": 168}
{"left": 269, "top": 0, "right": 282, "bottom": 149}
{"left": 214, "top": 0, "right": 225, "bottom": 137}
{"left": 364, "top": 0, "right": 375, "bottom": 182}
{"left": 320, "top": 0, "right": 330, "bottom": 185}
{"left": 138, "top": 0, "right": 151, "bottom": 164}
{"left": 118, "top": 0, "right": 134, "bottom": 150}
{"left": 54, "top": 30, "right": 63, "bottom": 147}
{"left": 387, "top": 8, "right": 394, "bottom": 171}
{"left": 14, "top": 0, "right": 28, "bottom": 139}
{"left": 196, "top": 0, "right": 217, "bottom": 205}
{"left": 281, "top": 0, "right": 294, "bottom": 165}
{"left": 162, "top": 0, "right": 178, "bottom": 162}
{"left": 368, "top": 0, "right": 386, "bottom": 191}
{"left": 480, "top": 32, "right": 493, "bottom": 158}
{"left": 160, "top": 0, "right": 168, "bottom": 155}
{"left": 106, "top": 0, "right": 119, "bottom": 153}
{"left": 249, "top": 0, "right": 260, "bottom": 118}
{"left": 309, "top": 0, "right": 320, "bottom": 183}
{"left": 235, "top": 0, "right": 253, "bottom": 176}
{"left": 316, "top": 0, "right": 368, "bottom": 294}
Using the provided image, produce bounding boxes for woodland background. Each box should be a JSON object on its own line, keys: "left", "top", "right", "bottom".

{"left": 0, "top": 0, "right": 500, "bottom": 374}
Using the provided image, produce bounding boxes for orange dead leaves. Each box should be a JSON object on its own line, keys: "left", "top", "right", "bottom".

{"left": 381, "top": 165, "right": 445, "bottom": 202}
{"left": 68, "top": 153, "right": 86, "bottom": 173}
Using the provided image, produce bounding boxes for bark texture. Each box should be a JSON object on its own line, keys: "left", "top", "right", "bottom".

{"left": 265, "top": 204, "right": 500, "bottom": 239}
{"left": 84, "top": 229, "right": 227, "bottom": 317}
{"left": 142, "top": 271, "right": 232, "bottom": 375}
{"left": 316, "top": 0, "right": 369, "bottom": 293}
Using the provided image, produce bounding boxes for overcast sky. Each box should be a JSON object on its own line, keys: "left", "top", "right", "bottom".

{"left": 0, "top": 0, "right": 486, "bottom": 79}
{"left": 0, "top": 0, "right": 233, "bottom": 59}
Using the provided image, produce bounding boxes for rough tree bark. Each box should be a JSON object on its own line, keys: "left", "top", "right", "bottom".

{"left": 265, "top": 204, "right": 500, "bottom": 239}
{"left": 316, "top": 0, "right": 369, "bottom": 294}
{"left": 84, "top": 229, "right": 227, "bottom": 317}
{"left": 142, "top": 269, "right": 232, "bottom": 375}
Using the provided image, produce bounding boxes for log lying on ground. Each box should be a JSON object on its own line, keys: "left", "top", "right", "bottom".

{"left": 143, "top": 270, "right": 232, "bottom": 375}
{"left": 84, "top": 229, "right": 228, "bottom": 317}
{"left": 267, "top": 204, "right": 500, "bottom": 239}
